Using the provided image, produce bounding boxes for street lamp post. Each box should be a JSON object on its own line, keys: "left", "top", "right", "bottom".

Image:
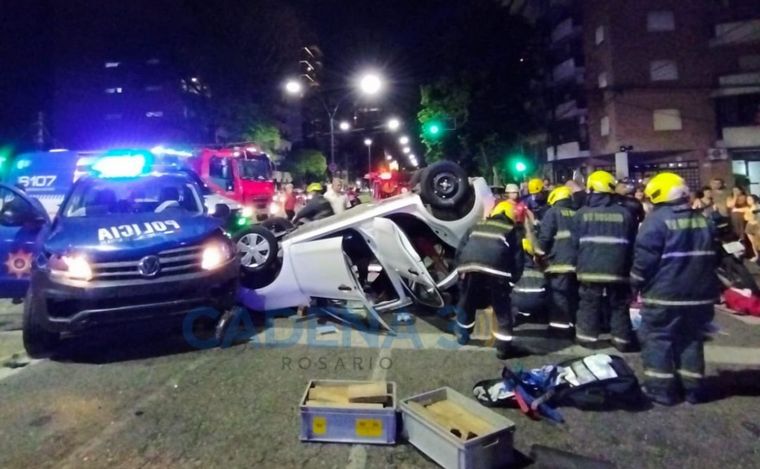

{"left": 284, "top": 72, "right": 383, "bottom": 169}
{"left": 364, "top": 138, "right": 373, "bottom": 177}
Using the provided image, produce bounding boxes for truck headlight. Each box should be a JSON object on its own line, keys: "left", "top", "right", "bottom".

{"left": 201, "top": 242, "right": 231, "bottom": 270}
{"left": 50, "top": 255, "right": 93, "bottom": 281}
{"left": 241, "top": 206, "right": 255, "bottom": 218}
{"left": 269, "top": 202, "right": 279, "bottom": 215}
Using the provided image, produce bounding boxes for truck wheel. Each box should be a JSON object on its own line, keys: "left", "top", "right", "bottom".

{"left": 419, "top": 161, "right": 470, "bottom": 209}
{"left": 22, "top": 289, "right": 59, "bottom": 358}
{"left": 235, "top": 226, "right": 278, "bottom": 272}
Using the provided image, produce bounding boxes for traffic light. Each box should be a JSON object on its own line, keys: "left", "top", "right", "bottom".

{"left": 505, "top": 154, "right": 531, "bottom": 178}
{"left": 423, "top": 119, "right": 445, "bottom": 139}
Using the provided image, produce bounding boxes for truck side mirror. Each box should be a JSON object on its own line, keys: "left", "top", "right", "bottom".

{"left": 213, "top": 203, "right": 231, "bottom": 219}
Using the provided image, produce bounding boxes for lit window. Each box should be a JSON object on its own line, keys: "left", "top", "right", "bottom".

{"left": 598, "top": 72, "right": 608, "bottom": 88}
{"left": 650, "top": 60, "right": 678, "bottom": 81}
{"left": 146, "top": 58, "right": 161, "bottom": 65}
{"left": 653, "top": 109, "right": 683, "bottom": 131}
{"left": 105, "top": 61, "right": 121, "bottom": 68}
{"left": 595, "top": 26, "right": 605, "bottom": 45}
{"left": 105, "top": 113, "right": 122, "bottom": 120}
{"left": 146, "top": 111, "right": 164, "bottom": 118}
{"left": 647, "top": 11, "right": 675, "bottom": 32}
{"left": 105, "top": 87, "right": 124, "bottom": 94}
{"left": 145, "top": 85, "right": 163, "bottom": 92}
{"left": 601, "top": 116, "right": 610, "bottom": 136}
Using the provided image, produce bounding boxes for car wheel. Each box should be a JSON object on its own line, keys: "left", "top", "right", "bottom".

{"left": 22, "top": 289, "right": 59, "bottom": 358}
{"left": 261, "top": 217, "right": 294, "bottom": 237}
{"left": 235, "top": 226, "right": 278, "bottom": 272}
{"left": 419, "top": 161, "right": 470, "bottom": 209}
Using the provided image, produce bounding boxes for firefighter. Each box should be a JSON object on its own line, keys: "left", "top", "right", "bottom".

{"left": 524, "top": 178, "right": 550, "bottom": 222}
{"left": 631, "top": 173, "right": 718, "bottom": 405}
{"left": 574, "top": 170, "right": 638, "bottom": 351}
{"left": 537, "top": 186, "right": 578, "bottom": 338}
{"left": 293, "top": 183, "right": 334, "bottom": 224}
{"left": 455, "top": 201, "right": 523, "bottom": 359}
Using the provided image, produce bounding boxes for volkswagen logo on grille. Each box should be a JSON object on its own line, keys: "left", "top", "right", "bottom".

{"left": 137, "top": 255, "right": 161, "bottom": 278}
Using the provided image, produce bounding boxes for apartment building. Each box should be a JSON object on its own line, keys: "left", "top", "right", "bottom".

{"left": 528, "top": 0, "right": 760, "bottom": 190}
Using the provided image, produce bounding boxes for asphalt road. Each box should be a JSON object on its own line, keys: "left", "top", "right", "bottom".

{"left": 1, "top": 302, "right": 759, "bottom": 469}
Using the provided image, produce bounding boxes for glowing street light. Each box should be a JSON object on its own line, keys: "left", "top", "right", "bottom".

{"left": 387, "top": 118, "right": 401, "bottom": 132}
{"left": 402, "top": 147, "right": 410, "bottom": 154}
{"left": 358, "top": 72, "right": 383, "bottom": 96}
{"left": 385, "top": 154, "right": 392, "bottom": 161}
{"left": 399, "top": 136, "right": 409, "bottom": 145}
{"left": 284, "top": 79, "right": 303, "bottom": 95}
{"left": 339, "top": 121, "right": 351, "bottom": 131}
{"left": 409, "top": 154, "right": 416, "bottom": 159}
{"left": 364, "top": 138, "right": 373, "bottom": 146}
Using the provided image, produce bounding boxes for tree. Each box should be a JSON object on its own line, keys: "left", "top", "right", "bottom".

{"left": 288, "top": 148, "right": 327, "bottom": 183}
{"left": 414, "top": 0, "right": 535, "bottom": 182}
{"left": 245, "top": 121, "right": 282, "bottom": 160}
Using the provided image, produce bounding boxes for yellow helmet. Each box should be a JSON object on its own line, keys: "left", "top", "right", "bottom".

{"left": 490, "top": 200, "right": 515, "bottom": 221}
{"left": 306, "top": 182, "right": 323, "bottom": 193}
{"left": 645, "top": 172, "right": 689, "bottom": 204}
{"left": 586, "top": 170, "right": 616, "bottom": 193}
{"left": 528, "top": 178, "right": 544, "bottom": 195}
{"left": 522, "top": 238, "right": 534, "bottom": 255}
{"left": 548, "top": 186, "right": 572, "bottom": 206}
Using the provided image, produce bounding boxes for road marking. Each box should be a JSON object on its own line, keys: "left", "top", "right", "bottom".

{"left": 251, "top": 326, "right": 760, "bottom": 366}
{"left": 345, "top": 347, "right": 392, "bottom": 469}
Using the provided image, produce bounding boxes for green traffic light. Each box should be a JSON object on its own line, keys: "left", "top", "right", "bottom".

{"left": 423, "top": 120, "right": 444, "bottom": 139}
{"left": 515, "top": 161, "right": 527, "bottom": 172}
{"left": 429, "top": 124, "right": 440, "bottom": 135}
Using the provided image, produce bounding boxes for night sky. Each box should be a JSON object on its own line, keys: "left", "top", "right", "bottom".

{"left": 0, "top": 0, "right": 530, "bottom": 150}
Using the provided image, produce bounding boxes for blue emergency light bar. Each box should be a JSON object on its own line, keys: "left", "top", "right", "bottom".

{"left": 91, "top": 150, "right": 152, "bottom": 178}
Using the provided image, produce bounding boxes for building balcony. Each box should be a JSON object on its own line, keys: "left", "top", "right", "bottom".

{"left": 710, "top": 19, "right": 760, "bottom": 47}
{"left": 721, "top": 126, "right": 760, "bottom": 149}
{"left": 713, "top": 71, "right": 760, "bottom": 97}
{"left": 553, "top": 99, "right": 587, "bottom": 120}
{"left": 551, "top": 17, "right": 582, "bottom": 44}
{"left": 546, "top": 141, "right": 590, "bottom": 161}
{"left": 551, "top": 58, "right": 585, "bottom": 85}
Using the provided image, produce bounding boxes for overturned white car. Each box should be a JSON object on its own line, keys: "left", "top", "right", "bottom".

{"left": 235, "top": 162, "right": 495, "bottom": 329}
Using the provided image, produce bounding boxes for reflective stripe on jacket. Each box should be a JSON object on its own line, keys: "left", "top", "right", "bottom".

{"left": 631, "top": 203, "right": 718, "bottom": 307}
{"left": 573, "top": 193, "right": 637, "bottom": 284}
{"left": 538, "top": 199, "right": 577, "bottom": 274}
{"left": 456, "top": 214, "right": 522, "bottom": 278}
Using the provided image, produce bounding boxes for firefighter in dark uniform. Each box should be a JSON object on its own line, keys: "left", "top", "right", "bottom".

{"left": 524, "top": 178, "right": 549, "bottom": 222}
{"left": 455, "top": 201, "right": 523, "bottom": 359}
{"left": 537, "top": 186, "right": 578, "bottom": 338}
{"left": 631, "top": 173, "right": 718, "bottom": 405}
{"left": 573, "top": 171, "right": 638, "bottom": 351}
{"left": 293, "top": 183, "right": 334, "bottom": 224}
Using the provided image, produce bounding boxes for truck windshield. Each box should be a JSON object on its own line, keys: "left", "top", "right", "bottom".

{"left": 239, "top": 157, "right": 271, "bottom": 181}
{"left": 63, "top": 176, "right": 203, "bottom": 217}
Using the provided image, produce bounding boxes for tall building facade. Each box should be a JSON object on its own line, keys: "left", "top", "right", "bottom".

{"left": 527, "top": 0, "right": 760, "bottom": 190}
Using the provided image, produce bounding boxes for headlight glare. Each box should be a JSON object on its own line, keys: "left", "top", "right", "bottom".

{"left": 50, "top": 254, "right": 93, "bottom": 281}
{"left": 201, "top": 242, "right": 230, "bottom": 270}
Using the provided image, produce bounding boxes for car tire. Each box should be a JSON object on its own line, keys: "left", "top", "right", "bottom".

{"left": 22, "top": 289, "right": 59, "bottom": 358}
{"left": 235, "top": 226, "right": 278, "bottom": 273}
{"left": 261, "top": 217, "right": 294, "bottom": 237}
{"left": 419, "top": 161, "right": 470, "bottom": 209}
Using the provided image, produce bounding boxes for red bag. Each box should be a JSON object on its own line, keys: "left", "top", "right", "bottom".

{"left": 723, "top": 288, "right": 760, "bottom": 317}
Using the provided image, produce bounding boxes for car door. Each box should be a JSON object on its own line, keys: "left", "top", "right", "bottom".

{"left": 0, "top": 184, "right": 50, "bottom": 299}
{"left": 288, "top": 236, "right": 391, "bottom": 330}
{"left": 368, "top": 217, "right": 444, "bottom": 308}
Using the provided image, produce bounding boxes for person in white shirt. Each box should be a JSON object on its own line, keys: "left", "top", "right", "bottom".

{"left": 324, "top": 177, "right": 348, "bottom": 215}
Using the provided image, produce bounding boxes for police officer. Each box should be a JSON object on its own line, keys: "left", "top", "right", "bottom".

{"left": 455, "top": 201, "right": 523, "bottom": 359}
{"left": 537, "top": 186, "right": 577, "bottom": 338}
{"left": 631, "top": 173, "right": 718, "bottom": 405}
{"left": 574, "top": 171, "right": 638, "bottom": 351}
{"left": 293, "top": 183, "right": 334, "bottom": 224}
{"left": 524, "top": 178, "right": 549, "bottom": 222}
